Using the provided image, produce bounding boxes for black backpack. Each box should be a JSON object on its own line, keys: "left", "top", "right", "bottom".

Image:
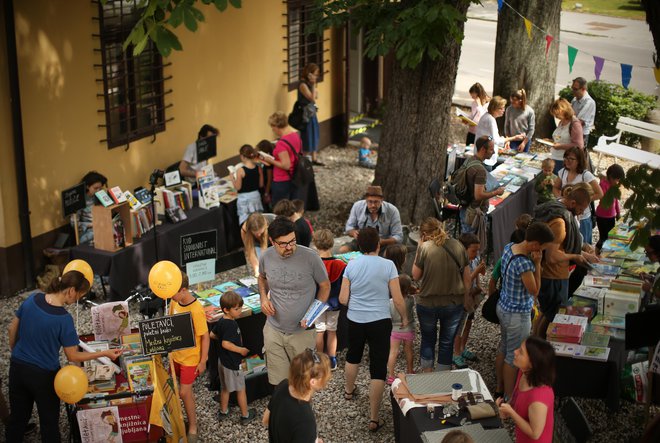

{"left": 281, "top": 139, "right": 314, "bottom": 187}
{"left": 446, "top": 158, "right": 484, "bottom": 206}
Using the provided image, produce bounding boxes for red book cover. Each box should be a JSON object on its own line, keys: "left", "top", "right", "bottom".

{"left": 546, "top": 323, "right": 584, "bottom": 343}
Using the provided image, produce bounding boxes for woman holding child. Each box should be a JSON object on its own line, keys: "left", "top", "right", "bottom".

{"left": 339, "top": 227, "right": 409, "bottom": 432}
{"left": 412, "top": 217, "right": 469, "bottom": 372}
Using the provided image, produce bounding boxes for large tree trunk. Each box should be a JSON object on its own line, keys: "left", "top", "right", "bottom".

{"left": 493, "top": 0, "right": 561, "bottom": 139}
{"left": 641, "top": 0, "right": 660, "bottom": 67}
{"left": 373, "top": 4, "right": 468, "bottom": 225}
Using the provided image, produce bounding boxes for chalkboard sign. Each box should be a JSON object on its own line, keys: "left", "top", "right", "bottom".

{"left": 196, "top": 135, "right": 217, "bottom": 163}
{"left": 138, "top": 312, "right": 196, "bottom": 355}
{"left": 180, "top": 229, "right": 217, "bottom": 267}
{"left": 62, "top": 183, "right": 87, "bottom": 216}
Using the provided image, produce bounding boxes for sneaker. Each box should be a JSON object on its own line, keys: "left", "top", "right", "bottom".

{"left": 312, "top": 160, "right": 325, "bottom": 166}
{"left": 218, "top": 409, "right": 230, "bottom": 421}
{"left": 240, "top": 408, "right": 257, "bottom": 425}
{"left": 329, "top": 356, "right": 337, "bottom": 371}
{"left": 461, "top": 349, "right": 477, "bottom": 361}
{"left": 453, "top": 355, "right": 468, "bottom": 369}
{"left": 386, "top": 376, "right": 395, "bottom": 385}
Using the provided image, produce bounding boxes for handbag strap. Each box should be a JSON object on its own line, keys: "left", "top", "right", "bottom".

{"left": 441, "top": 242, "right": 463, "bottom": 273}
{"left": 280, "top": 138, "right": 299, "bottom": 179}
{"left": 500, "top": 253, "right": 529, "bottom": 285}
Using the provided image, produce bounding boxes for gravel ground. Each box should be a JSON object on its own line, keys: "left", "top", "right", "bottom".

{"left": 1, "top": 136, "right": 656, "bottom": 442}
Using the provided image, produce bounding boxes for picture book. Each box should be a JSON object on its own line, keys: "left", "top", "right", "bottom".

{"left": 91, "top": 302, "right": 130, "bottom": 343}
{"left": 301, "top": 300, "right": 330, "bottom": 327}
{"left": 589, "top": 263, "right": 621, "bottom": 276}
{"left": 133, "top": 188, "right": 152, "bottom": 205}
{"left": 120, "top": 333, "right": 143, "bottom": 355}
{"left": 95, "top": 189, "right": 114, "bottom": 207}
{"left": 581, "top": 332, "right": 610, "bottom": 348}
{"left": 195, "top": 288, "right": 222, "bottom": 299}
{"left": 83, "top": 341, "right": 110, "bottom": 372}
{"left": 557, "top": 305, "right": 594, "bottom": 320}
{"left": 598, "top": 257, "right": 625, "bottom": 267}
{"left": 601, "top": 239, "right": 630, "bottom": 252}
{"left": 233, "top": 286, "right": 254, "bottom": 298}
{"left": 455, "top": 108, "right": 477, "bottom": 126}
{"left": 610, "top": 279, "right": 643, "bottom": 293}
{"left": 123, "top": 190, "right": 142, "bottom": 210}
{"left": 126, "top": 356, "right": 155, "bottom": 392}
{"left": 583, "top": 275, "right": 615, "bottom": 288}
{"left": 586, "top": 324, "right": 626, "bottom": 340}
{"left": 573, "top": 345, "right": 610, "bottom": 362}
{"left": 109, "top": 186, "right": 127, "bottom": 204}
{"left": 243, "top": 294, "right": 262, "bottom": 314}
{"left": 607, "top": 224, "right": 635, "bottom": 242}
{"left": 239, "top": 276, "right": 258, "bottom": 287}
{"left": 591, "top": 314, "right": 626, "bottom": 330}
{"left": 76, "top": 405, "right": 123, "bottom": 443}
{"left": 549, "top": 341, "right": 579, "bottom": 357}
{"left": 204, "top": 294, "right": 223, "bottom": 307}
{"left": 621, "top": 263, "right": 657, "bottom": 277}
{"left": 214, "top": 282, "right": 241, "bottom": 293}
{"left": 572, "top": 285, "right": 604, "bottom": 300}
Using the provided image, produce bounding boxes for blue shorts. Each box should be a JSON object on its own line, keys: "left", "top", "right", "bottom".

{"left": 497, "top": 304, "right": 531, "bottom": 366}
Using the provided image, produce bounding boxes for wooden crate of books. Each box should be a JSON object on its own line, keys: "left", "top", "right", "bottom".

{"left": 154, "top": 182, "right": 193, "bottom": 216}
{"left": 91, "top": 202, "right": 134, "bottom": 252}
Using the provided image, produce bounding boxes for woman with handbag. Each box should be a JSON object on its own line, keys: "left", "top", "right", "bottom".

{"left": 261, "top": 112, "right": 304, "bottom": 206}
{"left": 412, "top": 217, "right": 470, "bottom": 372}
{"left": 298, "top": 63, "right": 323, "bottom": 166}
{"left": 494, "top": 222, "right": 554, "bottom": 401}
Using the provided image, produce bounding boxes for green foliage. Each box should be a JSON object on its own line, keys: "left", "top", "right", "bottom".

{"left": 312, "top": 0, "right": 478, "bottom": 69}
{"left": 114, "top": 0, "right": 242, "bottom": 57}
{"left": 558, "top": 80, "right": 656, "bottom": 147}
{"left": 601, "top": 164, "right": 660, "bottom": 250}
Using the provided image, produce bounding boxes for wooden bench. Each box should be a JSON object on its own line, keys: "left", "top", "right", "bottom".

{"left": 594, "top": 116, "right": 660, "bottom": 173}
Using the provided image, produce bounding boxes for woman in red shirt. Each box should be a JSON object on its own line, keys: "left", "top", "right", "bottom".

{"left": 496, "top": 336, "right": 556, "bottom": 443}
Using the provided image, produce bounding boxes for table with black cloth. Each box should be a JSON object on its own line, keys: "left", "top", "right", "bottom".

{"left": 70, "top": 204, "right": 241, "bottom": 300}
{"left": 487, "top": 179, "right": 537, "bottom": 259}
{"left": 553, "top": 338, "right": 626, "bottom": 411}
{"left": 390, "top": 391, "right": 503, "bottom": 443}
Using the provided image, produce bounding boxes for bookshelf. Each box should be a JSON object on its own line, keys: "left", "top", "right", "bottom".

{"left": 91, "top": 202, "right": 134, "bottom": 252}
{"left": 154, "top": 182, "right": 193, "bottom": 216}
{"left": 130, "top": 205, "right": 155, "bottom": 239}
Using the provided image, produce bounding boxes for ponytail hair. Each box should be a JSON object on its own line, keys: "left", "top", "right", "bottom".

{"left": 46, "top": 270, "right": 90, "bottom": 295}
{"left": 239, "top": 144, "right": 258, "bottom": 159}
{"left": 419, "top": 217, "right": 448, "bottom": 247}
{"left": 468, "top": 82, "right": 490, "bottom": 104}
{"left": 511, "top": 89, "right": 527, "bottom": 109}
{"left": 289, "top": 349, "right": 331, "bottom": 396}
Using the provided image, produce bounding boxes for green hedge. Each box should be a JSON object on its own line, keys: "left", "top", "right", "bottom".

{"left": 558, "top": 80, "right": 656, "bottom": 147}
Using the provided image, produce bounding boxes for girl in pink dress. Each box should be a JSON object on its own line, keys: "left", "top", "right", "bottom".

{"left": 496, "top": 336, "right": 556, "bottom": 443}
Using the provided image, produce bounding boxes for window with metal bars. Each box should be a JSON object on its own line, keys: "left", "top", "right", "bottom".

{"left": 286, "top": 0, "right": 324, "bottom": 91}
{"left": 97, "top": 1, "right": 167, "bottom": 148}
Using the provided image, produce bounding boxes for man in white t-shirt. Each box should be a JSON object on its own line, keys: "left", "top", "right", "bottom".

{"left": 570, "top": 77, "right": 596, "bottom": 149}
{"left": 179, "top": 124, "right": 219, "bottom": 182}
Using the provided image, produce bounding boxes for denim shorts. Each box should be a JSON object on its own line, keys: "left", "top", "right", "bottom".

{"left": 497, "top": 304, "right": 531, "bottom": 366}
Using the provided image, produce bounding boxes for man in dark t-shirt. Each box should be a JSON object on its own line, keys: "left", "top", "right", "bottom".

{"left": 460, "top": 136, "right": 505, "bottom": 234}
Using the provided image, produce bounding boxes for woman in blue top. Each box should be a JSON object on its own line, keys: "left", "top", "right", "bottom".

{"left": 495, "top": 222, "right": 554, "bottom": 401}
{"left": 6, "top": 271, "right": 123, "bottom": 443}
{"left": 298, "top": 63, "right": 323, "bottom": 166}
{"left": 339, "top": 227, "right": 408, "bottom": 433}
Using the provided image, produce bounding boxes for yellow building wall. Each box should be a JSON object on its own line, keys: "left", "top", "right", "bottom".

{"left": 4, "top": 0, "right": 341, "bottom": 247}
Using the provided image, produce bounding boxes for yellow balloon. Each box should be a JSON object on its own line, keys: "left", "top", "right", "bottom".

{"left": 63, "top": 259, "right": 94, "bottom": 287}
{"left": 54, "top": 365, "right": 89, "bottom": 404}
{"left": 148, "top": 260, "right": 182, "bottom": 299}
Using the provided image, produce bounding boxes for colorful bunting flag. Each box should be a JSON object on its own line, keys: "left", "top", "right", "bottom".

{"left": 497, "top": 0, "right": 503, "bottom": 13}
{"left": 621, "top": 64, "right": 632, "bottom": 89}
{"left": 524, "top": 18, "right": 532, "bottom": 41}
{"left": 593, "top": 56, "right": 604, "bottom": 81}
{"left": 545, "top": 35, "right": 553, "bottom": 60}
{"left": 567, "top": 46, "right": 578, "bottom": 73}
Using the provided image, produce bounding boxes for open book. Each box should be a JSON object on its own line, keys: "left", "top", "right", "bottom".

{"left": 535, "top": 138, "right": 554, "bottom": 147}
{"left": 455, "top": 108, "right": 477, "bottom": 126}
{"left": 301, "top": 300, "right": 330, "bottom": 327}
{"left": 258, "top": 151, "right": 275, "bottom": 162}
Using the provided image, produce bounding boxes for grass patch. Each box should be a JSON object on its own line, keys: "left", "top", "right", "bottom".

{"left": 562, "top": 0, "right": 645, "bottom": 20}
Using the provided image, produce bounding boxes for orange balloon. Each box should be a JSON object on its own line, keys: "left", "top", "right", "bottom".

{"left": 63, "top": 259, "right": 94, "bottom": 287}
{"left": 148, "top": 260, "right": 182, "bottom": 299}
{"left": 54, "top": 365, "right": 89, "bottom": 404}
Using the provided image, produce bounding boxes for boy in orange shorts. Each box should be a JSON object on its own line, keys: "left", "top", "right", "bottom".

{"left": 170, "top": 272, "right": 210, "bottom": 443}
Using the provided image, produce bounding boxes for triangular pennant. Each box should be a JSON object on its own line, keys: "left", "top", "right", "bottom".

{"left": 568, "top": 46, "right": 578, "bottom": 73}
{"left": 621, "top": 64, "right": 632, "bottom": 89}
{"left": 655, "top": 67, "right": 660, "bottom": 85}
{"left": 524, "top": 18, "right": 532, "bottom": 40}
{"left": 498, "top": 0, "right": 503, "bottom": 12}
{"left": 545, "top": 35, "right": 553, "bottom": 60}
{"left": 593, "top": 56, "right": 605, "bottom": 81}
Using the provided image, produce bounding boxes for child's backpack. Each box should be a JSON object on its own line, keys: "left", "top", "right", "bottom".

{"left": 446, "top": 158, "right": 484, "bottom": 206}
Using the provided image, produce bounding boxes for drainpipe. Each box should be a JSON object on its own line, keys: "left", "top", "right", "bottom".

{"left": 3, "top": 0, "right": 35, "bottom": 289}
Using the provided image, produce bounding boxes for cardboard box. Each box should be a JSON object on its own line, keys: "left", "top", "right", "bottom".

{"left": 603, "top": 290, "right": 641, "bottom": 317}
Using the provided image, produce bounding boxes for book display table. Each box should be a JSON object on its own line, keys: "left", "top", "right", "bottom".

{"left": 70, "top": 205, "right": 240, "bottom": 300}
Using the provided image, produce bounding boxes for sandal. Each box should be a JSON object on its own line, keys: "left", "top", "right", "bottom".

{"left": 368, "top": 419, "right": 384, "bottom": 433}
{"left": 344, "top": 385, "right": 358, "bottom": 400}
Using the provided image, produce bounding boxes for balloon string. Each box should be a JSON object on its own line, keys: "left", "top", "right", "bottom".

{"left": 76, "top": 299, "right": 79, "bottom": 331}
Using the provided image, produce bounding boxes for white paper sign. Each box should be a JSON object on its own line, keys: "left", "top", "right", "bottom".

{"left": 186, "top": 258, "right": 216, "bottom": 285}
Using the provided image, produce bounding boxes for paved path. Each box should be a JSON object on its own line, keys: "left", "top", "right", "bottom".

{"left": 454, "top": 1, "right": 656, "bottom": 106}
